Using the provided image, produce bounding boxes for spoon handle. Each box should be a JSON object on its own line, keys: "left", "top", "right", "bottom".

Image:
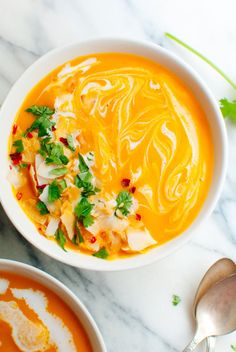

{"left": 183, "top": 332, "right": 203, "bottom": 352}
{"left": 182, "top": 338, "right": 199, "bottom": 352}
{"left": 206, "top": 336, "right": 216, "bottom": 352}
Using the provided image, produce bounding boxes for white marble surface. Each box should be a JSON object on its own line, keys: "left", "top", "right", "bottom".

{"left": 1, "top": 0, "right": 236, "bottom": 351}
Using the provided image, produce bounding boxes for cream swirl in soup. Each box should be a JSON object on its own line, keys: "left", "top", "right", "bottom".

{"left": 0, "top": 272, "right": 92, "bottom": 351}
{"left": 8, "top": 53, "right": 213, "bottom": 259}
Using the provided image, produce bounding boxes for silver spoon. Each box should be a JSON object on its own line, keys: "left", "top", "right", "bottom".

{"left": 183, "top": 273, "right": 236, "bottom": 351}
{"left": 193, "top": 258, "right": 236, "bottom": 352}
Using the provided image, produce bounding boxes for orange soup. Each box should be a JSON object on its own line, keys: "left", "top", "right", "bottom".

{"left": 0, "top": 271, "right": 92, "bottom": 351}
{"left": 8, "top": 53, "right": 213, "bottom": 259}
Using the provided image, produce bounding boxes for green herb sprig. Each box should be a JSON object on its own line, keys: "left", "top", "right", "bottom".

{"left": 165, "top": 33, "right": 236, "bottom": 122}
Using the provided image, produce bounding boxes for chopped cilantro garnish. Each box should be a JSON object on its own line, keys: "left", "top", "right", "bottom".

{"left": 49, "top": 167, "right": 68, "bottom": 177}
{"left": 48, "top": 181, "right": 61, "bottom": 202}
{"left": 25, "top": 105, "right": 55, "bottom": 137}
{"left": 75, "top": 197, "right": 94, "bottom": 228}
{"left": 76, "top": 222, "right": 84, "bottom": 243}
{"left": 59, "top": 155, "right": 69, "bottom": 165}
{"left": 115, "top": 191, "right": 132, "bottom": 216}
{"left": 55, "top": 228, "right": 67, "bottom": 251}
{"left": 36, "top": 200, "right": 49, "bottom": 215}
{"left": 19, "top": 163, "right": 28, "bottom": 168}
{"left": 72, "top": 222, "right": 84, "bottom": 245}
{"left": 93, "top": 247, "right": 109, "bottom": 259}
{"left": 39, "top": 139, "right": 69, "bottom": 165}
{"left": 58, "top": 179, "right": 67, "bottom": 191}
{"left": 13, "top": 139, "right": 24, "bottom": 153}
{"left": 78, "top": 154, "right": 89, "bottom": 172}
{"left": 220, "top": 98, "right": 236, "bottom": 122}
{"left": 172, "top": 294, "right": 181, "bottom": 306}
{"left": 75, "top": 155, "right": 100, "bottom": 197}
{"left": 67, "top": 135, "right": 76, "bottom": 151}
{"left": 26, "top": 105, "right": 55, "bottom": 116}
{"left": 75, "top": 173, "right": 100, "bottom": 197}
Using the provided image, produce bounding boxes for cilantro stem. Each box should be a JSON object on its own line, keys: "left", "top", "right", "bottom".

{"left": 165, "top": 32, "right": 236, "bottom": 91}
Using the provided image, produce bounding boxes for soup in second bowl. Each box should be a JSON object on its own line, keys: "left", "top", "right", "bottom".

{"left": 0, "top": 271, "right": 92, "bottom": 352}
{"left": 8, "top": 53, "right": 213, "bottom": 259}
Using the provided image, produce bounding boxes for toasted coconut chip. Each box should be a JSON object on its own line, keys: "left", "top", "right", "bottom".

{"left": 85, "top": 240, "right": 100, "bottom": 252}
{"left": 22, "top": 137, "right": 40, "bottom": 163}
{"left": 35, "top": 155, "right": 49, "bottom": 186}
{"left": 126, "top": 228, "right": 157, "bottom": 252}
{"left": 0, "top": 301, "right": 50, "bottom": 352}
{"left": 37, "top": 162, "right": 60, "bottom": 180}
{"left": 7, "top": 166, "right": 25, "bottom": 189}
{"left": 60, "top": 203, "right": 75, "bottom": 240}
{"left": 29, "top": 165, "right": 38, "bottom": 194}
{"left": 87, "top": 215, "right": 129, "bottom": 237}
{"left": 45, "top": 217, "right": 60, "bottom": 237}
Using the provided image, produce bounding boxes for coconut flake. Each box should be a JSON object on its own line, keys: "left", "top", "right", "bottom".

{"left": 7, "top": 166, "right": 24, "bottom": 189}
{"left": 45, "top": 217, "right": 59, "bottom": 237}
{"left": 127, "top": 228, "right": 157, "bottom": 251}
{"left": 60, "top": 209, "right": 75, "bottom": 240}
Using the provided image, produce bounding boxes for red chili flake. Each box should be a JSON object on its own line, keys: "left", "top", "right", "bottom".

{"left": 37, "top": 184, "right": 47, "bottom": 190}
{"left": 135, "top": 213, "right": 141, "bottom": 221}
{"left": 52, "top": 126, "right": 56, "bottom": 131}
{"left": 27, "top": 164, "right": 31, "bottom": 170}
{"left": 90, "top": 236, "right": 97, "bottom": 244}
{"left": 59, "top": 137, "right": 68, "bottom": 146}
{"left": 10, "top": 152, "right": 22, "bottom": 165}
{"left": 129, "top": 186, "right": 136, "bottom": 194}
{"left": 12, "top": 124, "right": 18, "bottom": 135}
{"left": 27, "top": 132, "right": 33, "bottom": 138}
{"left": 9, "top": 165, "right": 12, "bottom": 170}
{"left": 16, "top": 192, "right": 22, "bottom": 200}
{"left": 121, "top": 178, "right": 130, "bottom": 187}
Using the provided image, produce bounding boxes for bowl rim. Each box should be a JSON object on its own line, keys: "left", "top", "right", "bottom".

{"left": 0, "top": 258, "right": 107, "bottom": 351}
{"left": 0, "top": 37, "right": 228, "bottom": 271}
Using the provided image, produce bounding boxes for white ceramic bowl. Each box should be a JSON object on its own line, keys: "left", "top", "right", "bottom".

{"left": 0, "top": 38, "right": 227, "bottom": 271}
{"left": 0, "top": 258, "right": 106, "bottom": 351}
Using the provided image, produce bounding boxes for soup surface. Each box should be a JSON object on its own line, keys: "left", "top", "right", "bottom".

{"left": 0, "top": 271, "right": 92, "bottom": 351}
{"left": 8, "top": 53, "right": 213, "bottom": 259}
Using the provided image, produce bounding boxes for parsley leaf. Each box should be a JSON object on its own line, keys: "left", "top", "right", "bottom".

{"left": 75, "top": 155, "right": 100, "bottom": 197}
{"left": 75, "top": 222, "right": 84, "bottom": 243}
{"left": 220, "top": 98, "right": 236, "bottom": 122}
{"left": 58, "top": 179, "right": 67, "bottom": 191}
{"left": 115, "top": 191, "right": 132, "bottom": 216}
{"left": 93, "top": 247, "right": 109, "bottom": 259}
{"left": 48, "top": 181, "right": 61, "bottom": 202}
{"left": 231, "top": 345, "right": 236, "bottom": 351}
{"left": 19, "top": 163, "right": 28, "bottom": 168}
{"left": 13, "top": 140, "right": 24, "bottom": 153}
{"left": 39, "top": 140, "right": 69, "bottom": 165}
{"left": 172, "top": 294, "right": 181, "bottom": 306}
{"left": 36, "top": 200, "right": 49, "bottom": 215}
{"left": 55, "top": 228, "right": 67, "bottom": 251}
{"left": 75, "top": 197, "right": 94, "bottom": 227}
{"left": 25, "top": 105, "right": 55, "bottom": 137}
{"left": 49, "top": 167, "right": 68, "bottom": 177}
{"left": 26, "top": 105, "right": 55, "bottom": 117}
{"left": 78, "top": 154, "right": 89, "bottom": 172}
{"left": 67, "top": 135, "right": 76, "bottom": 151}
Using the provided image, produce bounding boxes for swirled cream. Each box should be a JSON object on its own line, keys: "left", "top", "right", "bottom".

{"left": 0, "top": 272, "right": 92, "bottom": 352}
{"left": 8, "top": 53, "right": 213, "bottom": 258}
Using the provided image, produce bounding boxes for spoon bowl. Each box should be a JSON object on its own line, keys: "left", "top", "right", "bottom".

{"left": 193, "top": 258, "right": 236, "bottom": 351}
{"left": 184, "top": 273, "right": 236, "bottom": 351}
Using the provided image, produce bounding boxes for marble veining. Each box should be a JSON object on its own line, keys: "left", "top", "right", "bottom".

{"left": 1, "top": 0, "right": 236, "bottom": 351}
